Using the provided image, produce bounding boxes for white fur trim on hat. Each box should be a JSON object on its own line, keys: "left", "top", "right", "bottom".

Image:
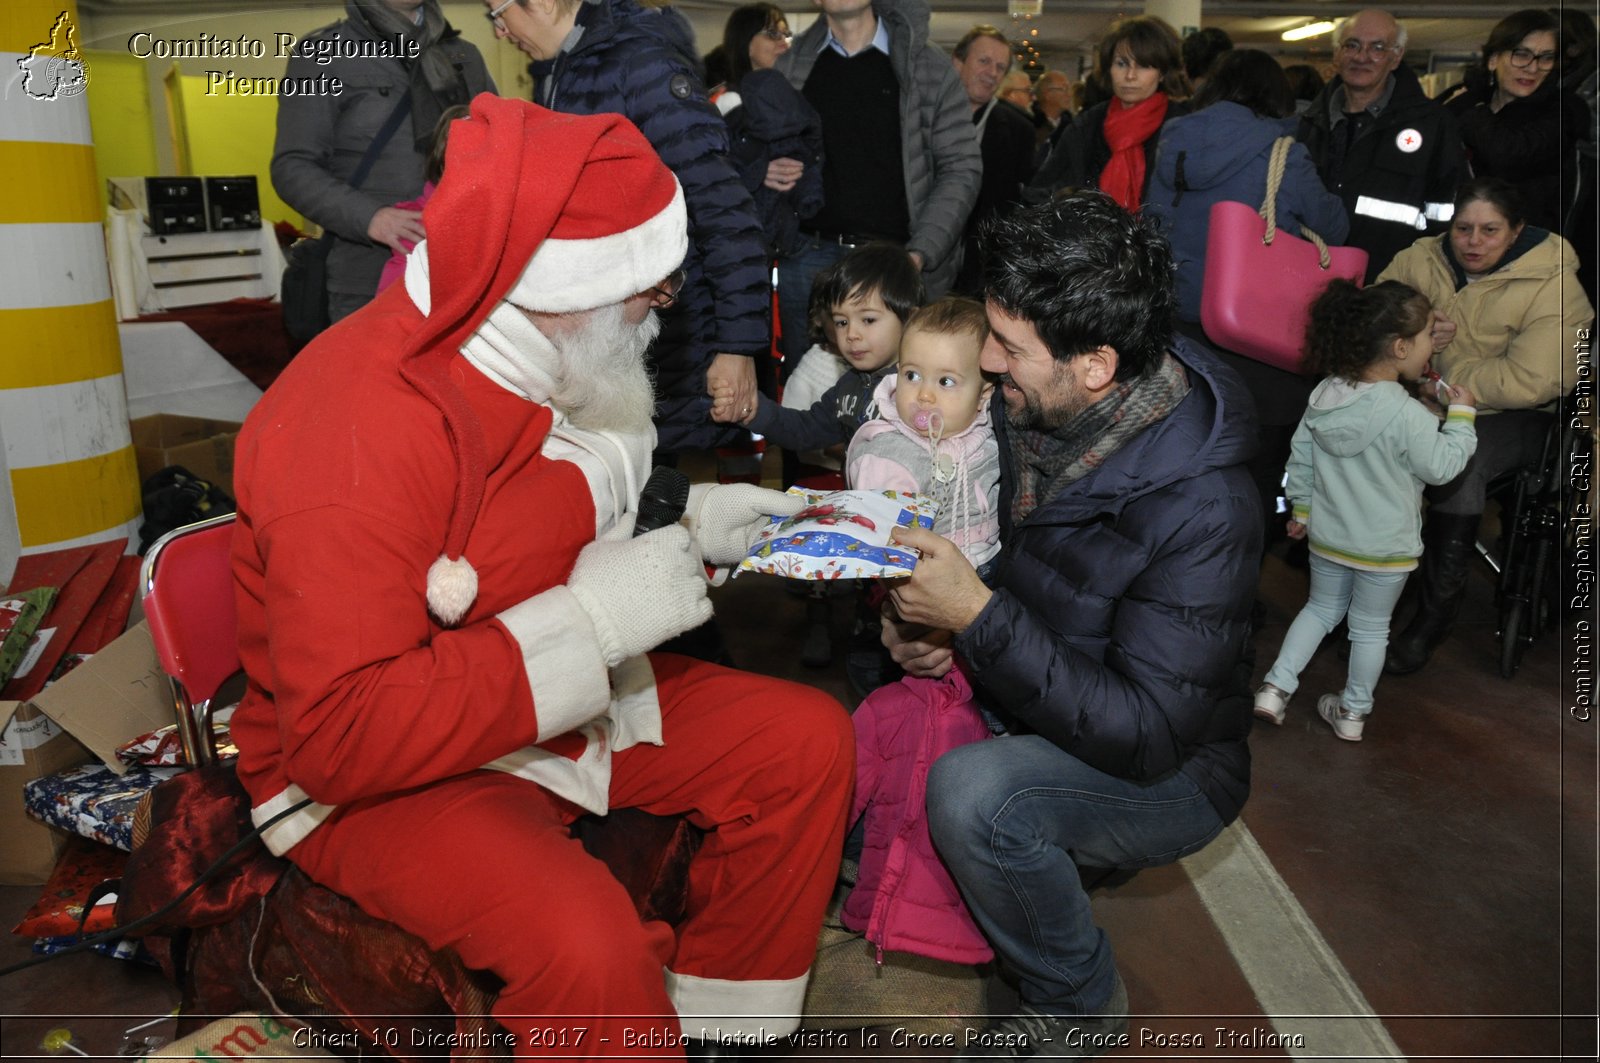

{"left": 426, "top": 553, "right": 479, "bottom": 626}
{"left": 507, "top": 183, "right": 688, "bottom": 314}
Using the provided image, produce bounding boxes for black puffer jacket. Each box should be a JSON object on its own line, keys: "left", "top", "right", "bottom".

{"left": 529, "top": 0, "right": 770, "bottom": 451}
{"left": 956, "top": 337, "right": 1260, "bottom": 823}
{"left": 1027, "top": 97, "right": 1190, "bottom": 205}
{"left": 722, "top": 69, "right": 825, "bottom": 257}
{"left": 1296, "top": 64, "right": 1465, "bottom": 281}
{"left": 1442, "top": 70, "right": 1588, "bottom": 234}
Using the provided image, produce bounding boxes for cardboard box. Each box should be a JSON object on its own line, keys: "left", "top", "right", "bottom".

{"left": 131, "top": 413, "right": 243, "bottom": 496}
{"left": 0, "top": 623, "right": 174, "bottom": 884}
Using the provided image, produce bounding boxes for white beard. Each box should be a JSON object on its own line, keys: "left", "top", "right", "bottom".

{"left": 549, "top": 304, "right": 660, "bottom": 433}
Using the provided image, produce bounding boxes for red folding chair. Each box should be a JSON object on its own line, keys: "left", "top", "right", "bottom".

{"left": 140, "top": 512, "right": 239, "bottom": 767}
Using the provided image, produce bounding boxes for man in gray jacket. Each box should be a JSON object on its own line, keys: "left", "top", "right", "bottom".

{"left": 271, "top": 0, "right": 494, "bottom": 323}
{"left": 773, "top": 0, "right": 980, "bottom": 369}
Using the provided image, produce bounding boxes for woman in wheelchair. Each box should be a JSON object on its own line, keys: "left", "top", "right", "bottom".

{"left": 1376, "top": 176, "right": 1594, "bottom": 675}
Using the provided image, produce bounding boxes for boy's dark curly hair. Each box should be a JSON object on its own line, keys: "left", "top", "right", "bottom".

{"left": 1304, "top": 279, "right": 1433, "bottom": 381}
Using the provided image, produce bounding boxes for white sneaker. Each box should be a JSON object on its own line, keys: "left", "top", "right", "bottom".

{"left": 1317, "top": 694, "right": 1365, "bottom": 741}
{"left": 1253, "top": 683, "right": 1289, "bottom": 725}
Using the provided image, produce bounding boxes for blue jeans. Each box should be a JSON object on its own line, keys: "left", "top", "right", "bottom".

{"left": 926, "top": 737, "right": 1225, "bottom": 1016}
{"left": 776, "top": 237, "right": 853, "bottom": 371}
{"left": 1264, "top": 553, "right": 1410, "bottom": 716}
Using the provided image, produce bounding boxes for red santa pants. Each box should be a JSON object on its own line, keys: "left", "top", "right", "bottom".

{"left": 287, "top": 653, "right": 853, "bottom": 1059}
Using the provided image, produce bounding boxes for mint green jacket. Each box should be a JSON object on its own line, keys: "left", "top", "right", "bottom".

{"left": 1287, "top": 378, "right": 1478, "bottom": 571}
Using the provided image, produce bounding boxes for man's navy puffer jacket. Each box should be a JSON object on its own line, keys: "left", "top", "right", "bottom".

{"left": 957, "top": 337, "right": 1261, "bottom": 824}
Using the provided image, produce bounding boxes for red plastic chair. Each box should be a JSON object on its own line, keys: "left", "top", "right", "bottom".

{"left": 140, "top": 512, "right": 238, "bottom": 768}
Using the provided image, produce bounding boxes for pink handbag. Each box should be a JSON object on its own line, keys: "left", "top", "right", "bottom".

{"left": 1200, "top": 137, "right": 1368, "bottom": 372}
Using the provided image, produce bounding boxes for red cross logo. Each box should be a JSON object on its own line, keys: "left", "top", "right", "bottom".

{"left": 1396, "top": 128, "right": 1423, "bottom": 153}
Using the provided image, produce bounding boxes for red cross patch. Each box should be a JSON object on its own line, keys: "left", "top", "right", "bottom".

{"left": 1396, "top": 128, "right": 1423, "bottom": 153}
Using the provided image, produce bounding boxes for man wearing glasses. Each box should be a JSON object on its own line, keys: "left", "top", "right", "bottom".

{"left": 1296, "top": 8, "right": 1464, "bottom": 280}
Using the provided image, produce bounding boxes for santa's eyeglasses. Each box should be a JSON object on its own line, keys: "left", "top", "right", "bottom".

{"left": 648, "top": 269, "right": 686, "bottom": 310}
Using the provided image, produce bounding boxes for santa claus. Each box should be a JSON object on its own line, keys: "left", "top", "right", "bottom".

{"left": 228, "top": 95, "right": 852, "bottom": 1058}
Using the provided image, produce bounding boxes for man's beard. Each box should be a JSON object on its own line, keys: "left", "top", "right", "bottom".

{"left": 549, "top": 304, "right": 660, "bottom": 432}
{"left": 1000, "top": 358, "right": 1088, "bottom": 433}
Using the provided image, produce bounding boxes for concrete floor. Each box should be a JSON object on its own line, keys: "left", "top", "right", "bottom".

{"left": 1, "top": 451, "right": 1594, "bottom": 1062}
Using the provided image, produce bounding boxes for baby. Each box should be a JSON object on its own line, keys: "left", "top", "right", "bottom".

{"left": 847, "top": 296, "right": 1000, "bottom": 577}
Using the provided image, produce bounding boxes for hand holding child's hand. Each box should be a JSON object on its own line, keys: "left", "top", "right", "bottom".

{"left": 1286, "top": 520, "right": 1307, "bottom": 541}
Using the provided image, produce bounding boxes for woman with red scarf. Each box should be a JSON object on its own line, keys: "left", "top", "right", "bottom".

{"left": 1028, "top": 16, "right": 1191, "bottom": 212}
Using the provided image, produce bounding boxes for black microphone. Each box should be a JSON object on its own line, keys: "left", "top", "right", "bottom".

{"left": 634, "top": 466, "right": 691, "bottom": 537}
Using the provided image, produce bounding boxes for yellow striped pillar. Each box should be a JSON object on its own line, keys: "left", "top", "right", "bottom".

{"left": 0, "top": 0, "right": 140, "bottom": 582}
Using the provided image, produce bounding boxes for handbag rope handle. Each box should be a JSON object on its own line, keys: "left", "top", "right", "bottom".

{"left": 1261, "top": 136, "right": 1333, "bottom": 269}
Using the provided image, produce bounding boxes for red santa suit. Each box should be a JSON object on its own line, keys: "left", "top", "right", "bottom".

{"left": 228, "top": 98, "right": 852, "bottom": 1057}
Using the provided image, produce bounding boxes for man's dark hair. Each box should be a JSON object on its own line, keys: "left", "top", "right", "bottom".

{"left": 980, "top": 192, "right": 1174, "bottom": 382}
{"left": 1191, "top": 48, "right": 1295, "bottom": 119}
{"left": 1182, "top": 26, "right": 1233, "bottom": 82}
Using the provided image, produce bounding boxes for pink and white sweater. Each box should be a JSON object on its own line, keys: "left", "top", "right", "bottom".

{"left": 846, "top": 374, "right": 1001, "bottom": 569}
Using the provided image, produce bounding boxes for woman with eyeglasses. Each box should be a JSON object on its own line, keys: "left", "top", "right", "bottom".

{"left": 712, "top": 4, "right": 824, "bottom": 262}
{"left": 1438, "top": 8, "right": 1587, "bottom": 234}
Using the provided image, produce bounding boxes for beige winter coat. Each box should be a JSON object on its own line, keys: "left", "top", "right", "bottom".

{"left": 1378, "top": 230, "right": 1592, "bottom": 413}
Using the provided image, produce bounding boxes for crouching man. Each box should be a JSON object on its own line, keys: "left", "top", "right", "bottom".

{"left": 229, "top": 95, "right": 852, "bottom": 1059}
{"left": 884, "top": 193, "right": 1260, "bottom": 1059}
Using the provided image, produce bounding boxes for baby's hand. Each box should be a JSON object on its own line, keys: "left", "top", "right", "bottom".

{"left": 1286, "top": 520, "right": 1307, "bottom": 541}
{"left": 1441, "top": 382, "right": 1476, "bottom": 408}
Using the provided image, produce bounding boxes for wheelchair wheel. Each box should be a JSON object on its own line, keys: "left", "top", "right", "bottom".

{"left": 1499, "top": 596, "right": 1525, "bottom": 679}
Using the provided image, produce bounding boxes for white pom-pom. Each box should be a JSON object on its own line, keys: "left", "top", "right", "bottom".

{"left": 426, "top": 553, "right": 478, "bottom": 626}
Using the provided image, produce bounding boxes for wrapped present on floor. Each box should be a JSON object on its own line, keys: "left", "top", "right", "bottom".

{"left": 12, "top": 835, "right": 127, "bottom": 938}
{"left": 117, "top": 718, "right": 237, "bottom": 769}
{"left": 23, "top": 763, "right": 180, "bottom": 852}
{"left": 32, "top": 932, "right": 152, "bottom": 964}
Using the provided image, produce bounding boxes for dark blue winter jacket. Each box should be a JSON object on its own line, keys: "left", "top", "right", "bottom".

{"left": 528, "top": 0, "right": 770, "bottom": 451}
{"left": 1146, "top": 102, "right": 1349, "bottom": 324}
{"left": 956, "top": 337, "right": 1260, "bottom": 823}
{"left": 722, "top": 69, "right": 825, "bottom": 257}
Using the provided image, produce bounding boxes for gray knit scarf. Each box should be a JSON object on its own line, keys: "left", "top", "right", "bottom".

{"left": 1009, "top": 353, "right": 1191, "bottom": 522}
{"left": 350, "top": 0, "right": 474, "bottom": 153}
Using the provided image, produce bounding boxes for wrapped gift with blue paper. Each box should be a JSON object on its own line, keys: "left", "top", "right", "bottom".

{"left": 736, "top": 488, "right": 937, "bottom": 580}
{"left": 23, "top": 763, "right": 181, "bottom": 852}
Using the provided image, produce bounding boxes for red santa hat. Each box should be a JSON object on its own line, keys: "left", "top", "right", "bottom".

{"left": 397, "top": 95, "right": 687, "bottom": 624}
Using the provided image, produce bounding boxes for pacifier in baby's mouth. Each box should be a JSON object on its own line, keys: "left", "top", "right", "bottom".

{"left": 913, "top": 410, "right": 933, "bottom": 431}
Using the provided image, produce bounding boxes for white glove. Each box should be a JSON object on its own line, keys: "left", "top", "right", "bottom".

{"left": 566, "top": 525, "right": 713, "bottom": 667}
{"left": 684, "top": 483, "right": 806, "bottom": 566}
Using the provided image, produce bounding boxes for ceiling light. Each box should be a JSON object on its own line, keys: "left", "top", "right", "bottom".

{"left": 1281, "top": 20, "right": 1336, "bottom": 42}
